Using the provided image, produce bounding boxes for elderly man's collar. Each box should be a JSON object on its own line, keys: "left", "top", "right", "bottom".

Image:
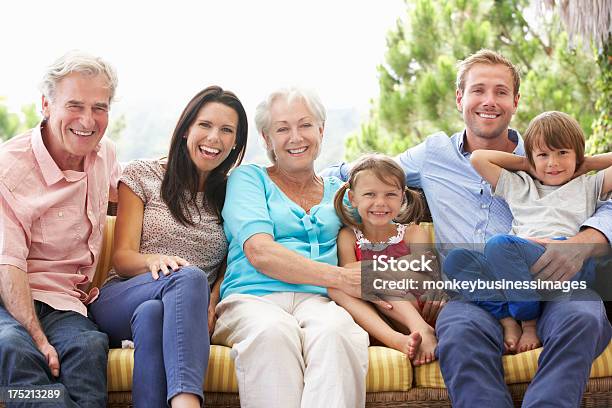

{"left": 34, "top": 120, "right": 64, "bottom": 186}
{"left": 34, "top": 120, "right": 101, "bottom": 186}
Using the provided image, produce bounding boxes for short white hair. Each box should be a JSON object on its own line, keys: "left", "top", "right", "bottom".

{"left": 254, "top": 87, "right": 326, "bottom": 162}
{"left": 255, "top": 87, "right": 326, "bottom": 134}
{"left": 40, "top": 50, "right": 118, "bottom": 104}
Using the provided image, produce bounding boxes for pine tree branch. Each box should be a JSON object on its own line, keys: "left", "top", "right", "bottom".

{"left": 513, "top": 0, "right": 552, "bottom": 56}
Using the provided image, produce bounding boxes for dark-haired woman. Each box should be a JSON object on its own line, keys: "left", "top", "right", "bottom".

{"left": 90, "top": 86, "right": 248, "bottom": 408}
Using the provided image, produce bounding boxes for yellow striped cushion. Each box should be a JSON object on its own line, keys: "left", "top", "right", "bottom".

{"left": 591, "top": 342, "right": 612, "bottom": 378}
{"left": 366, "top": 346, "right": 412, "bottom": 391}
{"left": 204, "top": 345, "right": 238, "bottom": 392}
{"left": 107, "top": 348, "right": 133, "bottom": 391}
{"left": 107, "top": 345, "right": 413, "bottom": 392}
{"left": 92, "top": 215, "right": 116, "bottom": 289}
{"left": 107, "top": 345, "right": 238, "bottom": 392}
{"left": 415, "top": 341, "right": 612, "bottom": 388}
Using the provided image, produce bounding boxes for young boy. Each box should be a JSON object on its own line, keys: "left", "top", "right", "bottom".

{"left": 444, "top": 111, "right": 612, "bottom": 354}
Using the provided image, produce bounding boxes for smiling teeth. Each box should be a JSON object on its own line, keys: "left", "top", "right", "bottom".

{"left": 72, "top": 129, "right": 94, "bottom": 136}
{"left": 289, "top": 147, "right": 307, "bottom": 154}
{"left": 200, "top": 146, "right": 220, "bottom": 154}
{"left": 478, "top": 113, "right": 497, "bottom": 119}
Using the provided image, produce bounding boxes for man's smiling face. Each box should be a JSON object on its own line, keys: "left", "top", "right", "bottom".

{"left": 42, "top": 72, "right": 111, "bottom": 168}
{"left": 456, "top": 63, "right": 519, "bottom": 142}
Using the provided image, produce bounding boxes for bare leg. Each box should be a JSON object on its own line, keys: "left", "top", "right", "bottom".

{"left": 517, "top": 319, "right": 541, "bottom": 353}
{"left": 171, "top": 393, "right": 200, "bottom": 408}
{"left": 329, "top": 288, "right": 420, "bottom": 358}
{"left": 499, "top": 317, "right": 522, "bottom": 354}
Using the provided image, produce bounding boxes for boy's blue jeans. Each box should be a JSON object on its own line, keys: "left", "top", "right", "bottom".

{"left": 443, "top": 234, "right": 596, "bottom": 321}
{"left": 89, "top": 265, "right": 210, "bottom": 408}
{"left": 0, "top": 300, "right": 109, "bottom": 408}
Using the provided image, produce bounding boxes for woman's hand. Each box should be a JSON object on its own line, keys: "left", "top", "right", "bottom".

{"left": 143, "top": 254, "right": 190, "bottom": 280}
{"left": 338, "top": 264, "right": 363, "bottom": 298}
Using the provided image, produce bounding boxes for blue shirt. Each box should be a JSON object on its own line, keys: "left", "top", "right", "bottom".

{"left": 322, "top": 129, "right": 612, "bottom": 246}
{"left": 221, "top": 164, "right": 344, "bottom": 300}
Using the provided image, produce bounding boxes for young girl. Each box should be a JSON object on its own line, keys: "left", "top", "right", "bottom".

{"left": 330, "top": 154, "right": 441, "bottom": 366}
{"left": 445, "top": 111, "right": 612, "bottom": 354}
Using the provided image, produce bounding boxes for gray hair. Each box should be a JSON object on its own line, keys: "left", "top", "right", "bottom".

{"left": 40, "top": 50, "right": 118, "bottom": 104}
{"left": 254, "top": 87, "right": 326, "bottom": 162}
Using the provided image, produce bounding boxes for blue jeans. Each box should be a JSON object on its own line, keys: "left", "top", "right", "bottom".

{"left": 443, "top": 234, "right": 596, "bottom": 321}
{"left": 0, "top": 301, "right": 108, "bottom": 408}
{"left": 436, "top": 290, "right": 611, "bottom": 407}
{"left": 89, "top": 266, "right": 210, "bottom": 408}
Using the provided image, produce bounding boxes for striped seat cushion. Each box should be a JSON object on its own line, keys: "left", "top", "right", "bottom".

{"left": 107, "top": 345, "right": 412, "bottom": 392}
{"left": 366, "top": 346, "right": 412, "bottom": 391}
{"left": 415, "top": 341, "right": 612, "bottom": 388}
{"left": 108, "top": 343, "right": 612, "bottom": 392}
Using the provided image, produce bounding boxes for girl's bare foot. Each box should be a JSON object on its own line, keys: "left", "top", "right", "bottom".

{"left": 500, "top": 317, "right": 522, "bottom": 354}
{"left": 391, "top": 331, "right": 422, "bottom": 359}
{"left": 517, "top": 320, "right": 541, "bottom": 353}
{"left": 411, "top": 326, "right": 437, "bottom": 366}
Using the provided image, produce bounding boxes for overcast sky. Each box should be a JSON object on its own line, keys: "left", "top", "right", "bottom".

{"left": 2, "top": 0, "right": 405, "bottom": 118}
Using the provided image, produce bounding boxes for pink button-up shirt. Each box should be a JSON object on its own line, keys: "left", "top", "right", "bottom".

{"left": 0, "top": 123, "right": 120, "bottom": 316}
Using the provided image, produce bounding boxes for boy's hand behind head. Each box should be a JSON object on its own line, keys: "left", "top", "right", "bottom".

{"left": 573, "top": 156, "right": 592, "bottom": 179}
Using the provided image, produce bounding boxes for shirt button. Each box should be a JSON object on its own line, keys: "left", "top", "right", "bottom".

{"left": 481, "top": 204, "right": 487, "bottom": 209}
{"left": 58, "top": 211, "right": 63, "bottom": 217}
{"left": 477, "top": 229, "right": 482, "bottom": 234}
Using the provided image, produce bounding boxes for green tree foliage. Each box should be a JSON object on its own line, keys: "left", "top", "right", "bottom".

{"left": 0, "top": 99, "right": 39, "bottom": 141}
{"left": 107, "top": 113, "right": 126, "bottom": 143}
{"left": 346, "top": 0, "right": 608, "bottom": 159}
{"left": 587, "top": 40, "right": 611, "bottom": 155}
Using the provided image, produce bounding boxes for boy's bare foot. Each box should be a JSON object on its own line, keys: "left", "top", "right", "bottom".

{"left": 500, "top": 317, "right": 522, "bottom": 354}
{"left": 517, "top": 320, "right": 541, "bottom": 353}
{"left": 411, "top": 326, "right": 437, "bottom": 366}
{"left": 392, "top": 332, "right": 421, "bottom": 359}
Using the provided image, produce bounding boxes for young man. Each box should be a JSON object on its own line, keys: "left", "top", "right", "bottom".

{"left": 0, "top": 51, "right": 121, "bottom": 407}
{"left": 325, "top": 49, "right": 612, "bottom": 407}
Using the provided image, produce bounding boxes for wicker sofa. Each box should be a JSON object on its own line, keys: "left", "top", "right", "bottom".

{"left": 87, "top": 215, "right": 612, "bottom": 407}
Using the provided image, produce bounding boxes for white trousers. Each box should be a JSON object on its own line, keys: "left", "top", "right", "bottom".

{"left": 212, "top": 292, "right": 369, "bottom": 408}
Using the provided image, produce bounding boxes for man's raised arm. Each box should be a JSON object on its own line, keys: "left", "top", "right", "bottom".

{"left": 321, "top": 137, "right": 431, "bottom": 189}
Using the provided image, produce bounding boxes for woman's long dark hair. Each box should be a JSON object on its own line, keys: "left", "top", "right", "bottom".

{"left": 161, "top": 86, "right": 248, "bottom": 225}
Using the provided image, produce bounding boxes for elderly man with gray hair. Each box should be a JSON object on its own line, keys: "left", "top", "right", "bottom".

{"left": 0, "top": 51, "right": 120, "bottom": 407}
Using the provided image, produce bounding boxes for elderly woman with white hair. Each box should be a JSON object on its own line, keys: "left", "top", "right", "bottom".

{"left": 212, "top": 88, "right": 369, "bottom": 407}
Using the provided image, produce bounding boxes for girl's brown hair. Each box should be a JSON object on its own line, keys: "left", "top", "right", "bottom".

{"left": 333, "top": 154, "right": 423, "bottom": 229}
{"left": 524, "top": 111, "right": 585, "bottom": 170}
